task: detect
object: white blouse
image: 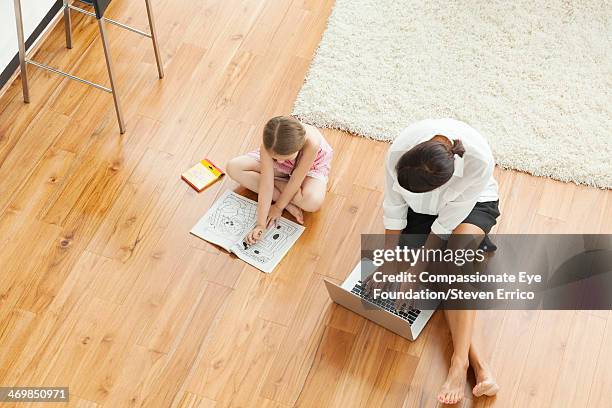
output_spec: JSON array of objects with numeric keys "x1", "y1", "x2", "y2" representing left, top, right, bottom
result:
[{"x1": 384, "y1": 118, "x2": 499, "y2": 237}]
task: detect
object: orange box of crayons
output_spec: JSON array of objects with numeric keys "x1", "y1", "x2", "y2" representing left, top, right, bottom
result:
[{"x1": 181, "y1": 159, "x2": 224, "y2": 192}]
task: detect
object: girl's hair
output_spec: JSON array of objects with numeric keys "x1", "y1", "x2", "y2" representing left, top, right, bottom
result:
[
  {"x1": 263, "y1": 116, "x2": 306, "y2": 156},
  {"x1": 395, "y1": 136, "x2": 465, "y2": 193}
]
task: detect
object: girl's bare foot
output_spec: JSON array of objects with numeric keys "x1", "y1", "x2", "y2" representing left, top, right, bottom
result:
[
  {"x1": 285, "y1": 203, "x2": 304, "y2": 224},
  {"x1": 437, "y1": 358, "x2": 468, "y2": 405},
  {"x1": 472, "y1": 363, "x2": 499, "y2": 397}
]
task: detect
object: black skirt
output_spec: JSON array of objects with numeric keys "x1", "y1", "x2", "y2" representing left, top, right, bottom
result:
[
  {"x1": 402, "y1": 200, "x2": 500, "y2": 235},
  {"x1": 400, "y1": 201, "x2": 501, "y2": 251}
]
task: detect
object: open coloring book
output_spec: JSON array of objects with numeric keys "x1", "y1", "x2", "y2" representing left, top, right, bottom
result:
[{"x1": 190, "y1": 190, "x2": 305, "y2": 273}]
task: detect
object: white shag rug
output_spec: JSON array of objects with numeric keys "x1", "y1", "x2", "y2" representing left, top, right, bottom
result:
[{"x1": 293, "y1": 0, "x2": 612, "y2": 188}]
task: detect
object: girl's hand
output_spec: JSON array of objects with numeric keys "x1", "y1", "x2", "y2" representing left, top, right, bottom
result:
[
  {"x1": 245, "y1": 225, "x2": 265, "y2": 245},
  {"x1": 266, "y1": 204, "x2": 283, "y2": 228}
]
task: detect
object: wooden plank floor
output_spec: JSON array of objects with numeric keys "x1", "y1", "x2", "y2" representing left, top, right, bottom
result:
[{"x1": 0, "y1": 1, "x2": 610, "y2": 407}]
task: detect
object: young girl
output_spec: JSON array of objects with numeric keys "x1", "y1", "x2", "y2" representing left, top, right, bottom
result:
[{"x1": 226, "y1": 116, "x2": 333, "y2": 244}]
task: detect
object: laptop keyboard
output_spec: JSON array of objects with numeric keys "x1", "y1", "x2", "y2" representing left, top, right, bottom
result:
[{"x1": 351, "y1": 280, "x2": 421, "y2": 325}]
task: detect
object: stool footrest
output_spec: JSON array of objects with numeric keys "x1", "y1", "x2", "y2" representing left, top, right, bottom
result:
[
  {"x1": 26, "y1": 59, "x2": 112, "y2": 93},
  {"x1": 67, "y1": 4, "x2": 152, "y2": 38}
]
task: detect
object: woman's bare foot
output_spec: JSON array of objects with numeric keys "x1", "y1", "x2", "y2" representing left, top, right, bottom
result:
[
  {"x1": 285, "y1": 203, "x2": 304, "y2": 224},
  {"x1": 437, "y1": 358, "x2": 468, "y2": 405},
  {"x1": 472, "y1": 363, "x2": 499, "y2": 397}
]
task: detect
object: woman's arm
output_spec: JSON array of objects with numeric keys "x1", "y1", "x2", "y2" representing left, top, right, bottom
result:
[
  {"x1": 431, "y1": 161, "x2": 491, "y2": 238},
  {"x1": 383, "y1": 149, "x2": 409, "y2": 230},
  {"x1": 256, "y1": 146, "x2": 275, "y2": 226},
  {"x1": 274, "y1": 140, "x2": 318, "y2": 209}
]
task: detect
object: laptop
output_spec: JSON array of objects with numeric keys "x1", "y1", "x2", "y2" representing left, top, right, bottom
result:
[{"x1": 324, "y1": 259, "x2": 437, "y2": 341}]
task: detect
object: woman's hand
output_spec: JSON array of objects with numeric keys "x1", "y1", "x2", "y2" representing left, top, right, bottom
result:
[
  {"x1": 266, "y1": 204, "x2": 283, "y2": 228},
  {"x1": 245, "y1": 225, "x2": 266, "y2": 245},
  {"x1": 394, "y1": 280, "x2": 416, "y2": 312},
  {"x1": 363, "y1": 261, "x2": 416, "y2": 311},
  {"x1": 363, "y1": 260, "x2": 399, "y2": 296}
]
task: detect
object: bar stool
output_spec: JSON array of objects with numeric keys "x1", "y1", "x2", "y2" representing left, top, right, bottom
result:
[{"x1": 13, "y1": 0, "x2": 164, "y2": 134}]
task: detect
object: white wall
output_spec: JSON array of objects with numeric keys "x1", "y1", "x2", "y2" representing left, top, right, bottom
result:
[{"x1": 1, "y1": 0, "x2": 57, "y2": 75}]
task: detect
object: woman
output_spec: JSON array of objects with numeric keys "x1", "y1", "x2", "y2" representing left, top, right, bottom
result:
[{"x1": 367, "y1": 118, "x2": 500, "y2": 405}]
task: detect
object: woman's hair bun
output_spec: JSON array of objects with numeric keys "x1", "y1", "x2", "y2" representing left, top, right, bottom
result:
[{"x1": 451, "y1": 139, "x2": 465, "y2": 157}]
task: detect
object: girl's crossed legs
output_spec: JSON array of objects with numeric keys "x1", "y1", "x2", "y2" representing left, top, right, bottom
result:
[{"x1": 226, "y1": 155, "x2": 326, "y2": 223}]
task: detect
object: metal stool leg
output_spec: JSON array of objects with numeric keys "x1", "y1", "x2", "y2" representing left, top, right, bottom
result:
[
  {"x1": 64, "y1": 1, "x2": 73, "y2": 49},
  {"x1": 144, "y1": 0, "x2": 164, "y2": 79},
  {"x1": 13, "y1": 0, "x2": 30, "y2": 102},
  {"x1": 98, "y1": 18, "x2": 125, "y2": 134}
]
